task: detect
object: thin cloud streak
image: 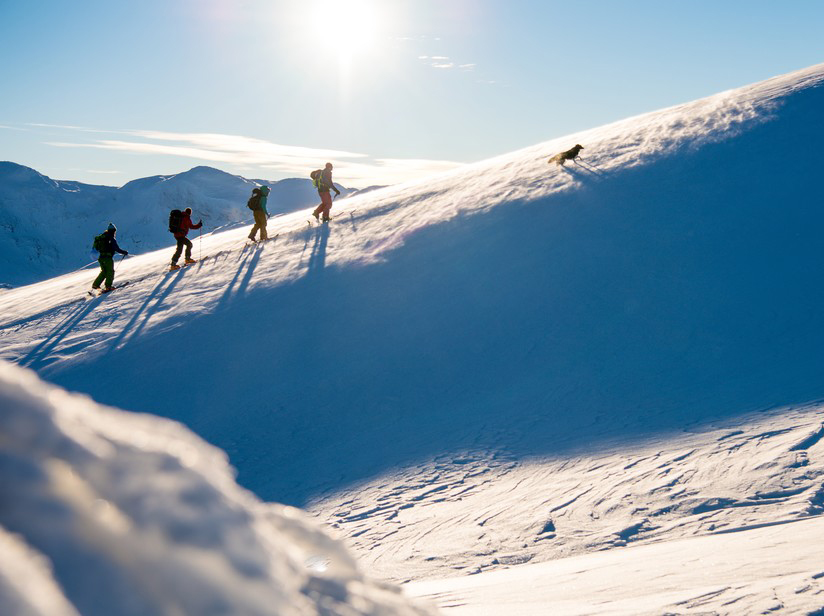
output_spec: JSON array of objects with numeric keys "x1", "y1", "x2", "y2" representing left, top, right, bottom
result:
[
  {"x1": 27, "y1": 122, "x2": 119, "y2": 134},
  {"x1": 418, "y1": 55, "x2": 478, "y2": 73},
  {"x1": 45, "y1": 127, "x2": 467, "y2": 186},
  {"x1": 126, "y1": 130, "x2": 367, "y2": 160}
]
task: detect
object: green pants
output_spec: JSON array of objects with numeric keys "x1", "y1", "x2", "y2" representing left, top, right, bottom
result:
[{"x1": 93, "y1": 255, "x2": 115, "y2": 289}]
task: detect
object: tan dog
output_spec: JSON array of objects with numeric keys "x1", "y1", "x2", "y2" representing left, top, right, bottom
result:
[{"x1": 548, "y1": 144, "x2": 584, "y2": 166}]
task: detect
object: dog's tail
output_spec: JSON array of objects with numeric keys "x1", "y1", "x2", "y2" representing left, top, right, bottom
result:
[{"x1": 547, "y1": 154, "x2": 561, "y2": 165}]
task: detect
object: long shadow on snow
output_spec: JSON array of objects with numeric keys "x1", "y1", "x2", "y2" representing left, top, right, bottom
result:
[
  {"x1": 216, "y1": 243, "x2": 261, "y2": 312},
  {"x1": 20, "y1": 299, "x2": 102, "y2": 370},
  {"x1": 109, "y1": 270, "x2": 185, "y2": 351},
  {"x1": 51, "y1": 84, "x2": 824, "y2": 507},
  {"x1": 308, "y1": 224, "x2": 330, "y2": 277}
]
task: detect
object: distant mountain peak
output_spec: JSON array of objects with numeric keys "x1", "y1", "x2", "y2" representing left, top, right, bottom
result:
[
  {"x1": 0, "y1": 161, "x2": 52, "y2": 185},
  {"x1": 175, "y1": 166, "x2": 245, "y2": 181}
]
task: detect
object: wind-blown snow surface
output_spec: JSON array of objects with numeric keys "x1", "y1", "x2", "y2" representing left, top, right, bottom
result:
[
  {"x1": 406, "y1": 514, "x2": 824, "y2": 614},
  {"x1": 0, "y1": 361, "x2": 434, "y2": 616},
  {"x1": 3, "y1": 64, "x2": 824, "y2": 613},
  {"x1": 0, "y1": 164, "x2": 360, "y2": 287}
]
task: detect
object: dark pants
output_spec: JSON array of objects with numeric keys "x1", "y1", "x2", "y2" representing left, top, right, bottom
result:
[
  {"x1": 172, "y1": 236, "x2": 193, "y2": 264},
  {"x1": 93, "y1": 255, "x2": 115, "y2": 289}
]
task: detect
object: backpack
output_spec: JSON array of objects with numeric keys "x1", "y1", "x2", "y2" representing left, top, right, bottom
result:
[
  {"x1": 310, "y1": 169, "x2": 324, "y2": 190},
  {"x1": 247, "y1": 193, "x2": 262, "y2": 211},
  {"x1": 92, "y1": 233, "x2": 108, "y2": 253},
  {"x1": 168, "y1": 209, "x2": 184, "y2": 233}
]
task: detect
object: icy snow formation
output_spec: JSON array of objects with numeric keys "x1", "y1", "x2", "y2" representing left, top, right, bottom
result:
[{"x1": 0, "y1": 361, "x2": 434, "y2": 616}]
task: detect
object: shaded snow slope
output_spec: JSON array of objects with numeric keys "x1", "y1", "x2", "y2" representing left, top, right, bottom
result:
[
  {"x1": 2, "y1": 63, "x2": 824, "y2": 594},
  {"x1": 0, "y1": 164, "x2": 358, "y2": 287},
  {"x1": 0, "y1": 361, "x2": 434, "y2": 616},
  {"x1": 0, "y1": 163, "x2": 113, "y2": 288}
]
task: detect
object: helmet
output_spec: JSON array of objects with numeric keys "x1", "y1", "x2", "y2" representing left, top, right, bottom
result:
[
  {"x1": 259, "y1": 186, "x2": 270, "y2": 195},
  {"x1": 107, "y1": 223, "x2": 117, "y2": 233}
]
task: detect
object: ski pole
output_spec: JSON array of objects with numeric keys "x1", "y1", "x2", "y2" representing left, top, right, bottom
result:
[
  {"x1": 71, "y1": 259, "x2": 101, "y2": 274},
  {"x1": 199, "y1": 226, "x2": 202, "y2": 261},
  {"x1": 114, "y1": 253, "x2": 126, "y2": 272}
]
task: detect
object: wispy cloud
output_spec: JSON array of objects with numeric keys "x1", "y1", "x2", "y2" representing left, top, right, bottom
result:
[
  {"x1": 417, "y1": 54, "x2": 479, "y2": 72},
  {"x1": 47, "y1": 129, "x2": 369, "y2": 177},
  {"x1": 41, "y1": 126, "x2": 465, "y2": 186},
  {"x1": 27, "y1": 122, "x2": 115, "y2": 133},
  {"x1": 407, "y1": 35, "x2": 497, "y2": 84}
]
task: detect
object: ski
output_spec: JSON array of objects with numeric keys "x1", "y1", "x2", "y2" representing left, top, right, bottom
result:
[
  {"x1": 88, "y1": 281, "x2": 130, "y2": 297},
  {"x1": 307, "y1": 210, "x2": 353, "y2": 225},
  {"x1": 247, "y1": 234, "x2": 278, "y2": 243},
  {"x1": 169, "y1": 258, "x2": 206, "y2": 271}
]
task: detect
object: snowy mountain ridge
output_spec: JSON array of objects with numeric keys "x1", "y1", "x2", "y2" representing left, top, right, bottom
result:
[
  {"x1": 3, "y1": 62, "x2": 824, "y2": 614},
  {"x1": 0, "y1": 162, "x2": 364, "y2": 288}
]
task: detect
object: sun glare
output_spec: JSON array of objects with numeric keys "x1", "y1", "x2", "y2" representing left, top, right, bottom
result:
[{"x1": 304, "y1": 0, "x2": 385, "y2": 62}]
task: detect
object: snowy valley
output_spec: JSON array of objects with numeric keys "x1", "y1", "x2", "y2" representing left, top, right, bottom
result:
[{"x1": 3, "y1": 63, "x2": 824, "y2": 615}]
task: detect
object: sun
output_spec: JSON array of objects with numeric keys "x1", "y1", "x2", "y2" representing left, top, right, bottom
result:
[{"x1": 303, "y1": 0, "x2": 385, "y2": 62}]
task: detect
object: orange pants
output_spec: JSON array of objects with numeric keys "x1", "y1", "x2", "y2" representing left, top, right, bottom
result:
[{"x1": 313, "y1": 192, "x2": 333, "y2": 220}]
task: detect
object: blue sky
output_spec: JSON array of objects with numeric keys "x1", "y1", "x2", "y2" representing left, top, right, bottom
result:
[{"x1": 1, "y1": 0, "x2": 822, "y2": 187}]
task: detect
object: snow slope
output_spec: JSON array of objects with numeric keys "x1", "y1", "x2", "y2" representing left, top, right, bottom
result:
[
  {"x1": 3, "y1": 63, "x2": 824, "y2": 613},
  {"x1": 0, "y1": 361, "x2": 434, "y2": 616},
  {"x1": 406, "y1": 514, "x2": 824, "y2": 614},
  {"x1": 0, "y1": 163, "x2": 359, "y2": 287}
]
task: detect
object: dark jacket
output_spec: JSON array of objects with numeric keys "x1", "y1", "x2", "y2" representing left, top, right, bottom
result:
[
  {"x1": 98, "y1": 232, "x2": 128, "y2": 257},
  {"x1": 174, "y1": 213, "x2": 203, "y2": 239}
]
